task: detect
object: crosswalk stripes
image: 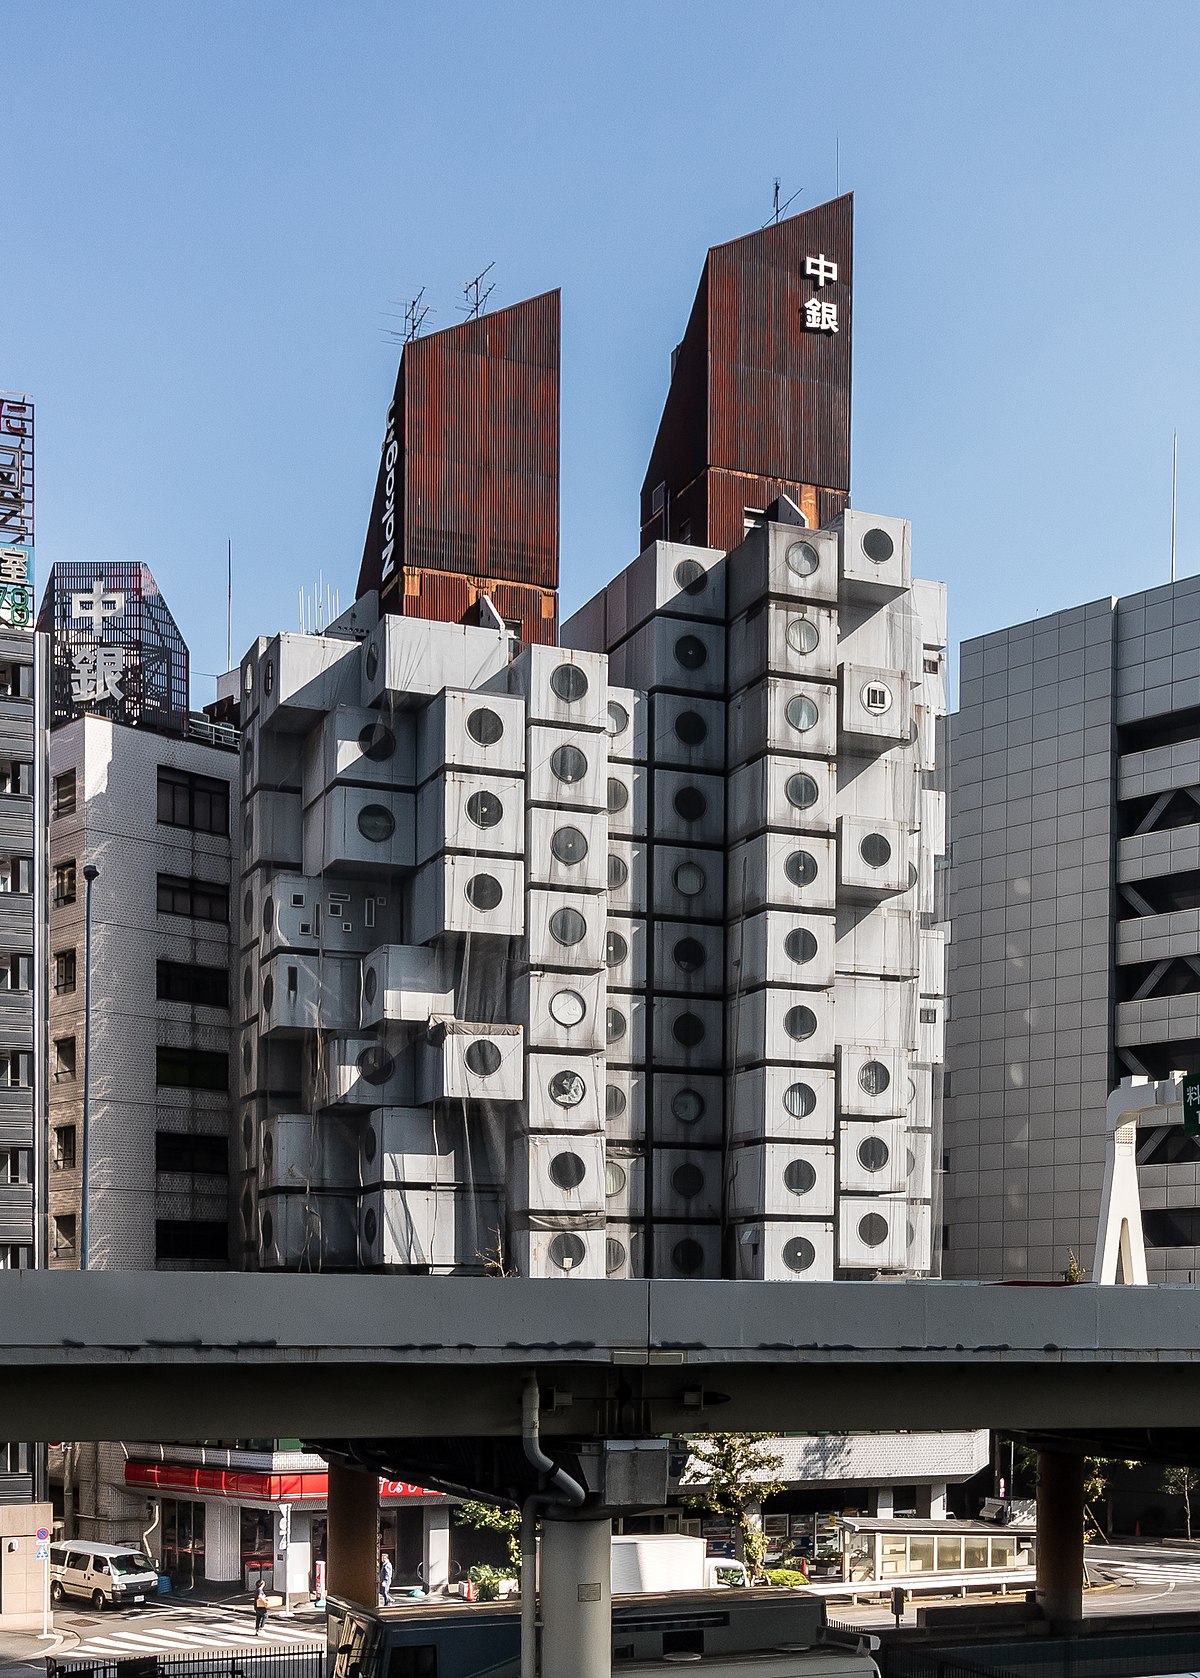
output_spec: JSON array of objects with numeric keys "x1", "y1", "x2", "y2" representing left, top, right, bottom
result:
[{"x1": 69, "y1": 1610, "x2": 324, "y2": 1659}]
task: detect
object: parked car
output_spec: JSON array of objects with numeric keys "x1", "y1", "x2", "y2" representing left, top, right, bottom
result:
[{"x1": 50, "y1": 1541, "x2": 158, "y2": 1609}]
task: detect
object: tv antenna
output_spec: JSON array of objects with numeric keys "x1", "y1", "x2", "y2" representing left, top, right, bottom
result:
[
  {"x1": 765, "y1": 179, "x2": 803, "y2": 228},
  {"x1": 462, "y1": 261, "x2": 496, "y2": 319},
  {"x1": 384, "y1": 286, "x2": 433, "y2": 345}
]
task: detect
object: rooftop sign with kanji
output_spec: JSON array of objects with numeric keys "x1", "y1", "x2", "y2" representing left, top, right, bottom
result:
[
  {"x1": 1184, "y1": 1073, "x2": 1200, "y2": 1137},
  {"x1": 802, "y1": 253, "x2": 840, "y2": 335},
  {"x1": 0, "y1": 395, "x2": 34, "y2": 630}
]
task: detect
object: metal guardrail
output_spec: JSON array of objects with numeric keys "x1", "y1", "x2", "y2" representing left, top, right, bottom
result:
[
  {"x1": 48, "y1": 1648, "x2": 322, "y2": 1678},
  {"x1": 884, "y1": 1628, "x2": 1200, "y2": 1678}
]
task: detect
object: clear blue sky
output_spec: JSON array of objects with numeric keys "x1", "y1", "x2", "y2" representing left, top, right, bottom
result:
[{"x1": 8, "y1": 1, "x2": 1199, "y2": 703}]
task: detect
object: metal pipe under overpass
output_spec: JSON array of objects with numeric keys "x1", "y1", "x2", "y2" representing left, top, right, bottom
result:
[{"x1": 326, "y1": 1460, "x2": 380, "y2": 1609}]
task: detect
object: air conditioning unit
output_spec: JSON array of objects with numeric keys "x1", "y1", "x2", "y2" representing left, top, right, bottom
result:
[
  {"x1": 651, "y1": 845, "x2": 724, "y2": 922},
  {"x1": 605, "y1": 914, "x2": 647, "y2": 991},
  {"x1": 834, "y1": 509, "x2": 912, "y2": 596},
  {"x1": 301, "y1": 784, "x2": 416, "y2": 876},
  {"x1": 508, "y1": 1132, "x2": 606, "y2": 1218},
  {"x1": 727, "y1": 677, "x2": 838, "y2": 768},
  {"x1": 837, "y1": 1119, "x2": 906, "y2": 1194},
  {"x1": 602, "y1": 1067, "x2": 646, "y2": 1144},
  {"x1": 728, "y1": 985, "x2": 835, "y2": 1071},
  {"x1": 652, "y1": 920, "x2": 724, "y2": 997},
  {"x1": 306, "y1": 1032, "x2": 416, "y2": 1110},
  {"x1": 604, "y1": 759, "x2": 650, "y2": 840},
  {"x1": 606, "y1": 840, "x2": 648, "y2": 916},
  {"x1": 651, "y1": 768, "x2": 726, "y2": 847},
  {"x1": 258, "y1": 1191, "x2": 358, "y2": 1271},
  {"x1": 726, "y1": 754, "x2": 836, "y2": 847},
  {"x1": 727, "y1": 1141, "x2": 835, "y2": 1219},
  {"x1": 727, "y1": 1065, "x2": 836, "y2": 1145},
  {"x1": 244, "y1": 790, "x2": 303, "y2": 871},
  {"x1": 360, "y1": 945, "x2": 454, "y2": 1029},
  {"x1": 623, "y1": 540, "x2": 726, "y2": 636},
  {"x1": 359, "y1": 1108, "x2": 488, "y2": 1190},
  {"x1": 726, "y1": 523, "x2": 838, "y2": 619},
  {"x1": 510, "y1": 1223, "x2": 606, "y2": 1279},
  {"x1": 524, "y1": 1052, "x2": 606, "y2": 1134},
  {"x1": 414, "y1": 687, "x2": 526, "y2": 782},
  {"x1": 526, "y1": 889, "x2": 606, "y2": 970},
  {"x1": 408, "y1": 854, "x2": 526, "y2": 944},
  {"x1": 416, "y1": 772, "x2": 526, "y2": 866},
  {"x1": 301, "y1": 704, "x2": 417, "y2": 809},
  {"x1": 730, "y1": 1219, "x2": 835, "y2": 1281},
  {"x1": 415, "y1": 1019, "x2": 523, "y2": 1105},
  {"x1": 652, "y1": 1149, "x2": 721, "y2": 1221},
  {"x1": 604, "y1": 993, "x2": 647, "y2": 1070},
  {"x1": 838, "y1": 816, "x2": 911, "y2": 898},
  {"x1": 605, "y1": 616, "x2": 726, "y2": 699},
  {"x1": 515, "y1": 966, "x2": 607, "y2": 1054},
  {"x1": 652, "y1": 1221, "x2": 721, "y2": 1279},
  {"x1": 259, "y1": 1112, "x2": 358, "y2": 1192},
  {"x1": 504, "y1": 644, "x2": 608, "y2": 732},
  {"x1": 839, "y1": 664, "x2": 912, "y2": 750},
  {"x1": 650, "y1": 996, "x2": 723, "y2": 1072},
  {"x1": 603, "y1": 1147, "x2": 646, "y2": 1221},
  {"x1": 648, "y1": 692, "x2": 726, "y2": 772},
  {"x1": 602, "y1": 1220, "x2": 645, "y2": 1278},
  {"x1": 727, "y1": 602, "x2": 837, "y2": 694},
  {"x1": 726, "y1": 833, "x2": 836, "y2": 918},
  {"x1": 258, "y1": 953, "x2": 360, "y2": 1038},
  {"x1": 727, "y1": 910, "x2": 836, "y2": 991},
  {"x1": 651, "y1": 1073, "x2": 723, "y2": 1147},
  {"x1": 525, "y1": 806, "x2": 608, "y2": 893},
  {"x1": 837, "y1": 1197, "x2": 908, "y2": 1270},
  {"x1": 837, "y1": 1045, "x2": 910, "y2": 1119},
  {"x1": 604, "y1": 686, "x2": 648, "y2": 765},
  {"x1": 358, "y1": 1185, "x2": 503, "y2": 1271}
]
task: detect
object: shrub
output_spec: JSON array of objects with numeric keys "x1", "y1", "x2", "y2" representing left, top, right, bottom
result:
[
  {"x1": 766, "y1": 1567, "x2": 810, "y2": 1589},
  {"x1": 468, "y1": 1564, "x2": 505, "y2": 1602}
]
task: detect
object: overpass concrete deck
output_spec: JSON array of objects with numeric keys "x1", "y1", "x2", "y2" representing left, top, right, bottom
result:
[{"x1": 6, "y1": 1273, "x2": 1200, "y2": 1439}]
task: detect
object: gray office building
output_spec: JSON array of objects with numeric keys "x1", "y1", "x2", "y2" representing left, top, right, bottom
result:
[{"x1": 943, "y1": 574, "x2": 1200, "y2": 1281}]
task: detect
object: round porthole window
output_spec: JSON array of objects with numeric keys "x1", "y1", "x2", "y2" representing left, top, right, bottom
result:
[
  {"x1": 674, "y1": 557, "x2": 708, "y2": 595},
  {"x1": 262, "y1": 1209, "x2": 274, "y2": 1248},
  {"x1": 672, "y1": 1088, "x2": 706, "y2": 1125},
  {"x1": 673, "y1": 1238, "x2": 705, "y2": 1275},
  {"x1": 548, "y1": 1150, "x2": 586, "y2": 1190},
  {"x1": 550, "y1": 906, "x2": 587, "y2": 946},
  {"x1": 673, "y1": 936, "x2": 706, "y2": 972},
  {"x1": 549, "y1": 1069, "x2": 586, "y2": 1108},
  {"x1": 244, "y1": 813, "x2": 253, "y2": 850},
  {"x1": 606, "y1": 1237, "x2": 627, "y2": 1274},
  {"x1": 605, "y1": 1084, "x2": 627, "y2": 1119},
  {"x1": 548, "y1": 1232, "x2": 586, "y2": 1272},
  {"x1": 858, "y1": 1137, "x2": 890, "y2": 1172},
  {"x1": 607, "y1": 853, "x2": 629, "y2": 890},
  {"x1": 242, "y1": 1040, "x2": 253, "y2": 1074},
  {"x1": 264, "y1": 660, "x2": 275, "y2": 695},
  {"x1": 242, "y1": 1112, "x2": 254, "y2": 1151},
  {"x1": 785, "y1": 850, "x2": 818, "y2": 888},
  {"x1": 674, "y1": 710, "x2": 708, "y2": 746},
  {"x1": 862, "y1": 527, "x2": 895, "y2": 564},
  {"x1": 357, "y1": 804, "x2": 396, "y2": 842},
  {"x1": 605, "y1": 1160, "x2": 628, "y2": 1197},
  {"x1": 549, "y1": 989, "x2": 586, "y2": 1028},
  {"x1": 551, "y1": 825, "x2": 588, "y2": 865},
  {"x1": 785, "y1": 927, "x2": 818, "y2": 965},
  {"x1": 786, "y1": 540, "x2": 820, "y2": 578},
  {"x1": 606, "y1": 1006, "x2": 627, "y2": 1043},
  {"x1": 362, "y1": 1207, "x2": 377, "y2": 1247},
  {"x1": 466, "y1": 790, "x2": 503, "y2": 829},
  {"x1": 364, "y1": 1125, "x2": 378, "y2": 1163},
  {"x1": 551, "y1": 744, "x2": 588, "y2": 784},
  {"x1": 673, "y1": 1162, "x2": 705, "y2": 1199},
  {"x1": 673, "y1": 786, "x2": 707, "y2": 823},
  {"x1": 606, "y1": 700, "x2": 629, "y2": 737},
  {"x1": 859, "y1": 1059, "x2": 891, "y2": 1097},
  {"x1": 783, "y1": 1236, "x2": 816, "y2": 1273},
  {"x1": 243, "y1": 966, "x2": 253, "y2": 1001},
  {"x1": 858, "y1": 1213, "x2": 889, "y2": 1247},
  {"x1": 672, "y1": 1012, "x2": 705, "y2": 1048},
  {"x1": 465, "y1": 873, "x2": 503, "y2": 911},
  {"x1": 786, "y1": 694, "x2": 819, "y2": 734},
  {"x1": 607, "y1": 776, "x2": 629, "y2": 814},
  {"x1": 465, "y1": 1040, "x2": 502, "y2": 1077},
  {"x1": 785, "y1": 773, "x2": 819, "y2": 810},
  {"x1": 363, "y1": 967, "x2": 378, "y2": 1004},
  {"x1": 783, "y1": 1082, "x2": 817, "y2": 1118},
  {"x1": 550, "y1": 663, "x2": 589, "y2": 703},
  {"x1": 860, "y1": 832, "x2": 892, "y2": 868},
  {"x1": 674, "y1": 634, "x2": 708, "y2": 671},
  {"x1": 243, "y1": 660, "x2": 254, "y2": 694},
  {"x1": 365, "y1": 642, "x2": 379, "y2": 681},
  {"x1": 262, "y1": 976, "x2": 274, "y2": 1012},
  {"x1": 244, "y1": 889, "x2": 254, "y2": 927},
  {"x1": 262, "y1": 1133, "x2": 274, "y2": 1169},
  {"x1": 262, "y1": 897, "x2": 274, "y2": 933},
  {"x1": 605, "y1": 928, "x2": 627, "y2": 967},
  {"x1": 784, "y1": 1005, "x2": 817, "y2": 1041},
  {"x1": 358, "y1": 721, "x2": 396, "y2": 761},
  {"x1": 673, "y1": 861, "x2": 706, "y2": 897},
  {"x1": 466, "y1": 707, "x2": 503, "y2": 746},
  {"x1": 786, "y1": 617, "x2": 819, "y2": 655},
  {"x1": 357, "y1": 1045, "x2": 395, "y2": 1086},
  {"x1": 784, "y1": 1159, "x2": 817, "y2": 1195}
]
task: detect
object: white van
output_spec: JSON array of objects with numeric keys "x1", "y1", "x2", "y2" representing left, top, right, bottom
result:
[{"x1": 50, "y1": 1541, "x2": 158, "y2": 1609}]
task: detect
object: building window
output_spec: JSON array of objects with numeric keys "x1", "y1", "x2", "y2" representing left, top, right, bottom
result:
[
  {"x1": 157, "y1": 767, "x2": 230, "y2": 836},
  {"x1": 53, "y1": 949, "x2": 77, "y2": 995},
  {"x1": 157, "y1": 874, "x2": 230, "y2": 924},
  {"x1": 5, "y1": 954, "x2": 32, "y2": 991},
  {"x1": 0, "y1": 761, "x2": 31, "y2": 796},
  {"x1": 52, "y1": 1037, "x2": 76, "y2": 1083},
  {"x1": 7, "y1": 1052, "x2": 31, "y2": 1089},
  {"x1": 155, "y1": 1046, "x2": 229, "y2": 1092},
  {"x1": 156, "y1": 960, "x2": 229, "y2": 1009},
  {"x1": 52, "y1": 771, "x2": 77, "y2": 816},
  {"x1": 52, "y1": 1213, "x2": 76, "y2": 1258},
  {"x1": 1, "y1": 856, "x2": 34, "y2": 895},
  {"x1": 53, "y1": 860, "x2": 76, "y2": 905},
  {"x1": 155, "y1": 1220, "x2": 228, "y2": 1265},
  {"x1": 0, "y1": 662, "x2": 32, "y2": 699},
  {"x1": 155, "y1": 1131, "x2": 229, "y2": 1175},
  {"x1": 53, "y1": 1126, "x2": 77, "y2": 1171}
]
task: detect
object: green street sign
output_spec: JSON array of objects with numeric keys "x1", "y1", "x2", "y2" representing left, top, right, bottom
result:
[{"x1": 1184, "y1": 1074, "x2": 1200, "y2": 1137}]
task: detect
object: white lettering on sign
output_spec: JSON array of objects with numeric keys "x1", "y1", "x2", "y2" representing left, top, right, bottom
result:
[
  {"x1": 71, "y1": 646, "x2": 126, "y2": 704},
  {"x1": 70, "y1": 580, "x2": 125, "y2": 634},
  {"x1": 804, "y1": 253, "x2": 838, "y2": 288},
  {"x1": 379, "y1": 399, "x2": 399, "y2": 583},
  {"x1": 0, "y1": 547, "x2": 28, "y2": 587},
  {"x1": 803, "y1": 298, "x2": 839, "y2": 334}
]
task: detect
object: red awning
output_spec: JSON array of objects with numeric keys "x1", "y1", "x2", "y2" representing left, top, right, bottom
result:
[{"x1": 124, "y1": 1463, "x2": 440, "y2": 1503}]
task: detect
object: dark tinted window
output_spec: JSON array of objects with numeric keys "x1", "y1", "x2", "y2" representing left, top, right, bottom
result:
[
  {"x1": 157, "y1": 875, "x2": 229, "y2": 923},
  {"x1": 157, "y1": 767, "x2": 230, "y2": 835},
  {"x1": 157, "y1": 961, "x2": 229, "y2": 1008},
  {"x1": 156, "y1": 1132, "x2": 229, "y2": 1175},
  {"x1": 155, "y1": 1047, "x2": 229, "y2": 1092}
]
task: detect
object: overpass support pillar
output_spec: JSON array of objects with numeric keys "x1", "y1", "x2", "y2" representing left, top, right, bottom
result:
[
  {"x1": 326, "y1": 1460, "x2": 380, "y2": 1608},
  {"x1": 540, "y1": 1514, "x2": 611, "y2": 1678},
  {"x1": 423, "y1": 1504, "x2": 450, "y2": 1595},
  {"x1": 1035, "y1": 1450, "x2": 1084, "y2": 1626}
]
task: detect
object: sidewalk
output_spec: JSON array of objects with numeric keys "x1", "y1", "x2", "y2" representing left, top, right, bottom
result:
[{"x1": 0, "y1": 1622, "x2": 75, "y2": 1675}]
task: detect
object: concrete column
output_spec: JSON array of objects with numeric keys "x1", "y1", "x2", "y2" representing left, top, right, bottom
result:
[
  {"x1": 422, "y1": 1505, "x2": 450, "y2": 1596},
  {"x1": 540, "y1": 1516, "x2": 611, "y2": 1678},
  {"x1": 326, "y1": 1461, "x2": 380, "y2": 1608},
  {"x1": 868, "y1": 1486, "x2": 894, "y2": 1518},
  {"x1": 1035, "y1": 1451, "x2": 1084, "y2": 1626},
  {"x1": 914, "y1": 1482, "x2": 947, "y2": 1519},
  {"x1": 203, "y1": 1499, "x2": 240, "y2": 1583}
]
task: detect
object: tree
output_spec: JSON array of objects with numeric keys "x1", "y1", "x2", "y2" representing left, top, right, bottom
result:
[
  {"x1": 680, "y1": 1434, "x2": 786, "y2": 1581},
  {"x1": 1161, "y1": 1465, "x2": 1200, "y2": 1539},
  {"x1": 454, "y1": 1499, "x2": 522, "y2": 1573}
]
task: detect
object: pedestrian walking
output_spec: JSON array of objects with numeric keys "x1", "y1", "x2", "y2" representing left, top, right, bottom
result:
[
  {"x1": 379, "y1": 1552, "x2": 394, "y2": 1606},
  {"x1": 254, "y1": 1577, "x2": 269, "y2": 1635}
]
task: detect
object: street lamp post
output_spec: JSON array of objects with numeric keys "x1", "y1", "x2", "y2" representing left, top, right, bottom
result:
[{"x1": 80, "y1": 862, "x2": 99, "y2": 1271}]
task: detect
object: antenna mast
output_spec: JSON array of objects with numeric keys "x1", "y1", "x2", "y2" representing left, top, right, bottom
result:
[
  {"x1": 226, "y1": 538, "x2": 232, "y2": 672},
  {"x1": 1172, "y1": 432, "x2": 1179, "y2": 584},
  {"x1": 462, "y1": 262, "x2": 496, "y2": 319}
]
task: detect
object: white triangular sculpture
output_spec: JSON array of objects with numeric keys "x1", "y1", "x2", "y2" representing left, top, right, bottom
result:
[{"x1": 1093, "y1": 1078, "x2": 1156, "y2": 1285}]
